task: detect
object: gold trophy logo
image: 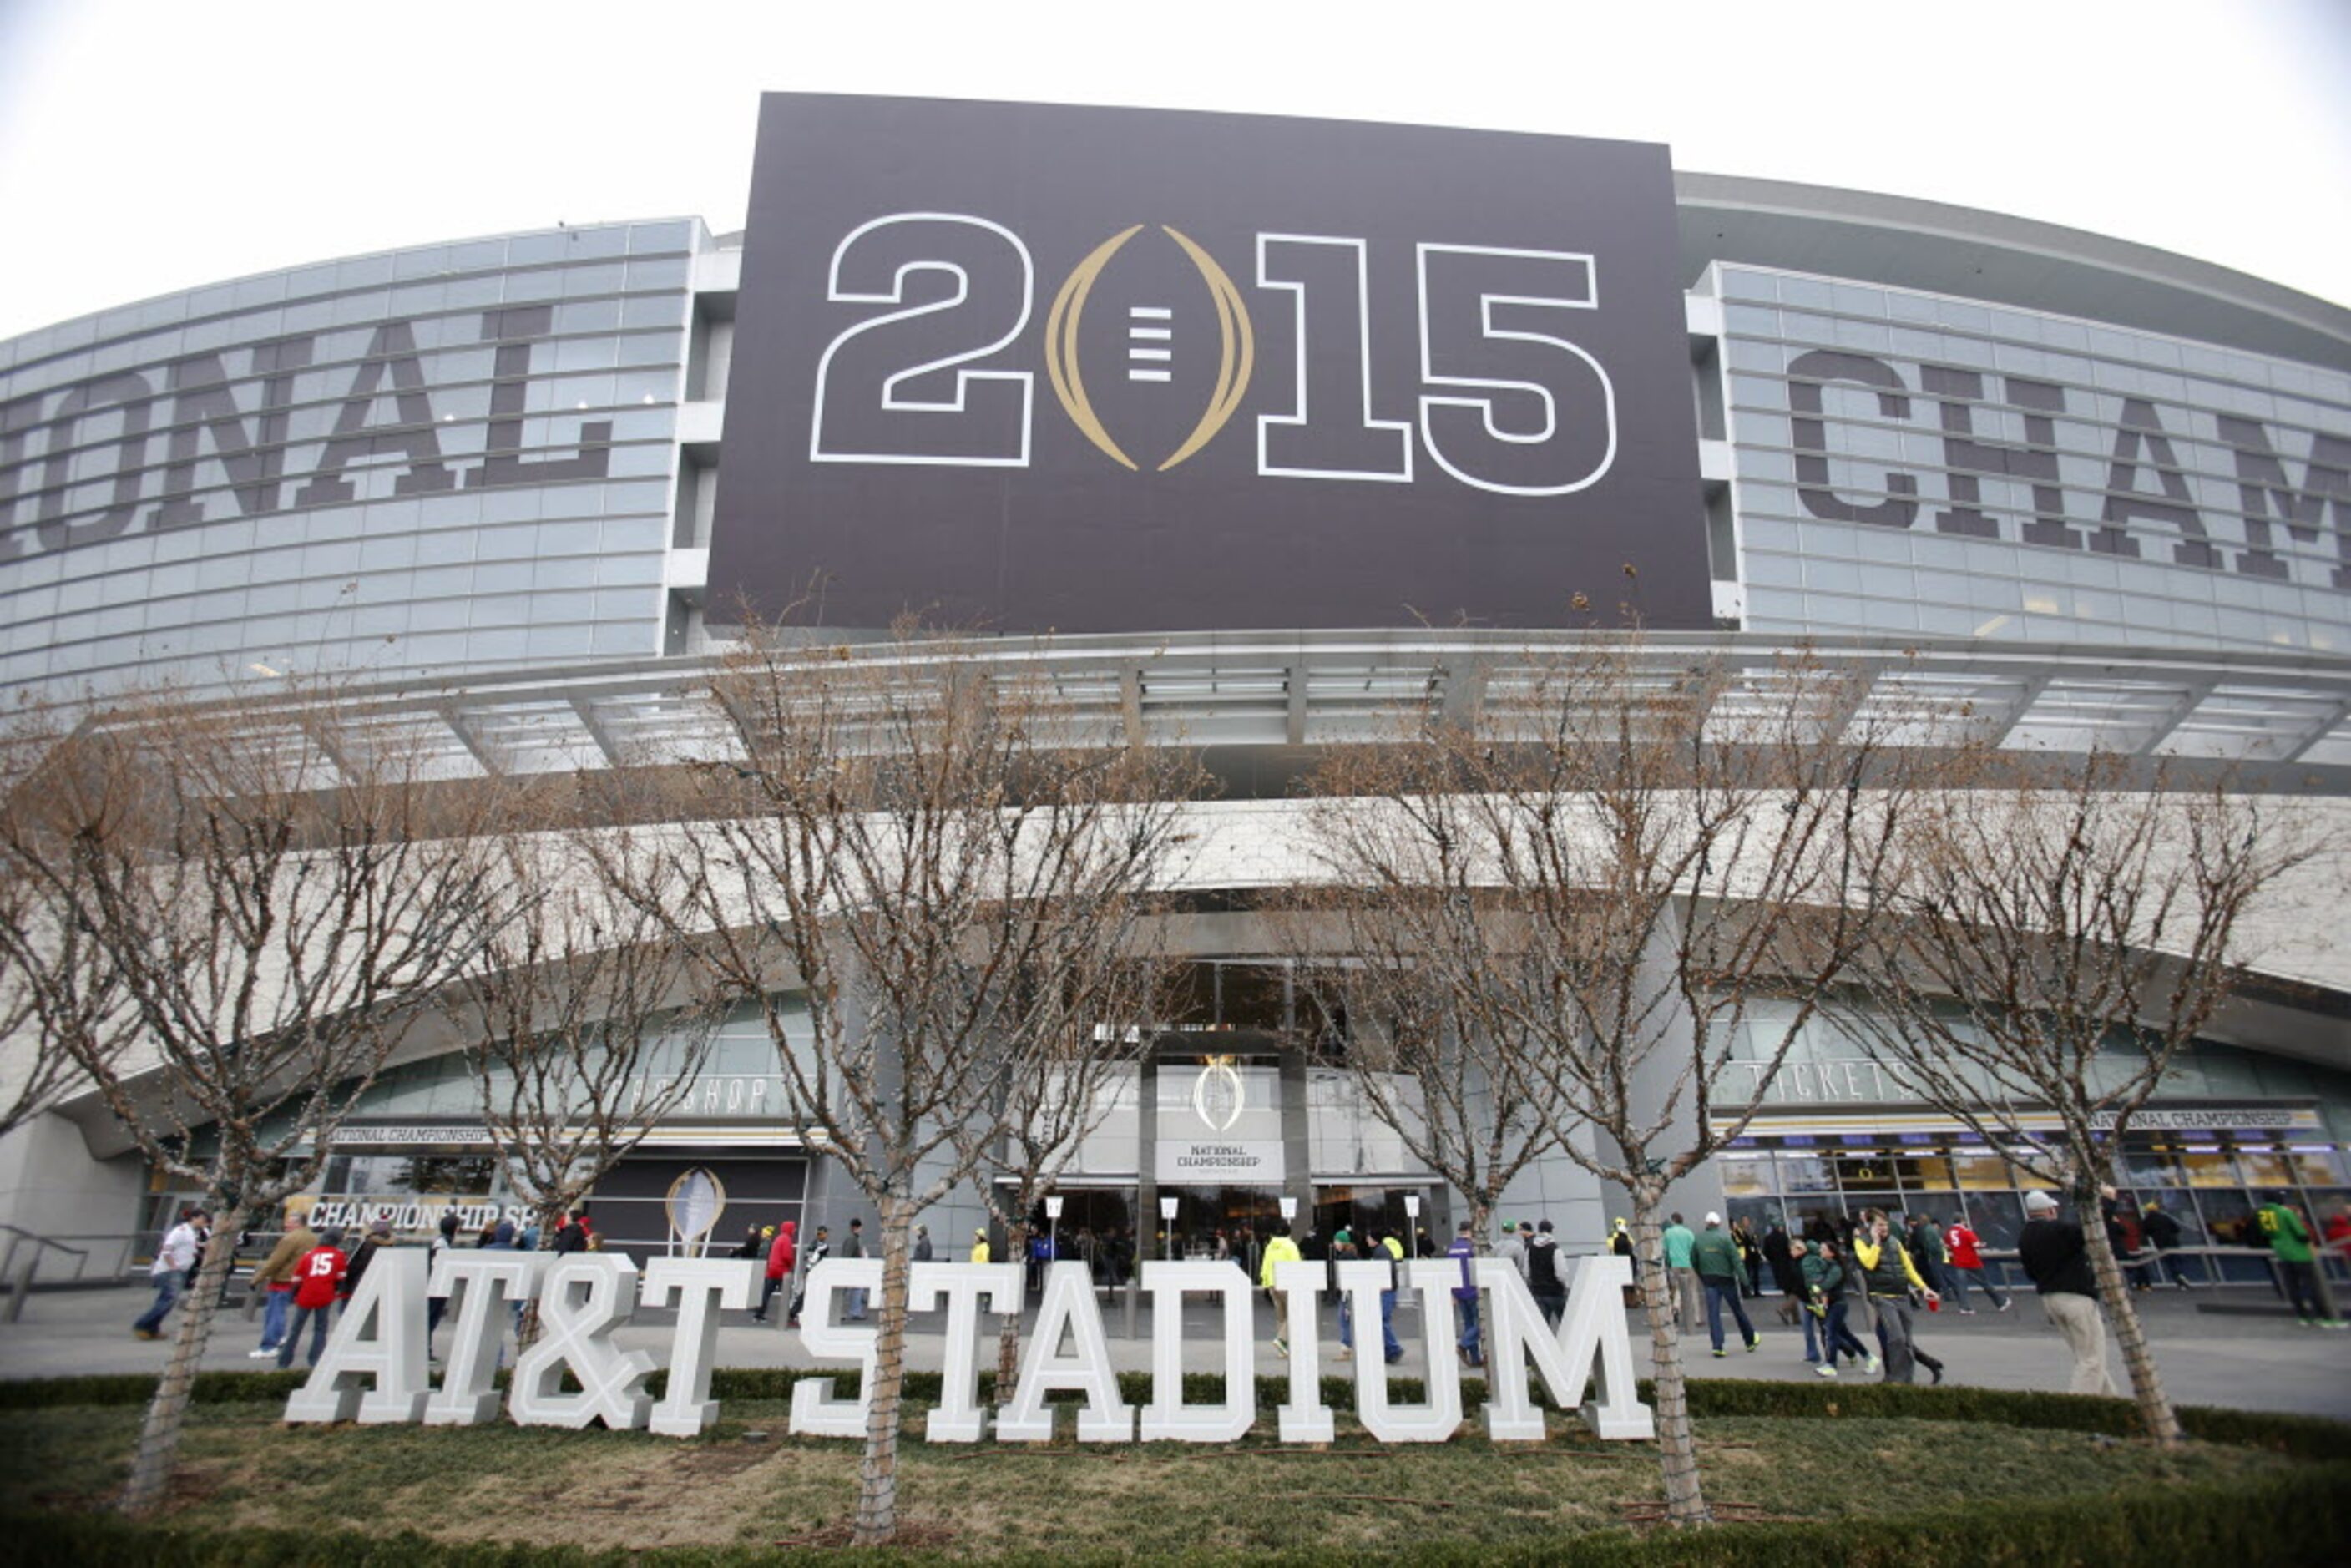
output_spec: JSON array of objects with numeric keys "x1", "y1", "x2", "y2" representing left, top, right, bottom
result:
[{"x1": 1044, "y1": 225, "x2": 1254, "y2": 473}]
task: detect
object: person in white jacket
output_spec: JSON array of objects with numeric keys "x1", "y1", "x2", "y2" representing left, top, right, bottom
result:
[{"x1": 132, "y1": 1207, "x2": 206, "y2": 1340}]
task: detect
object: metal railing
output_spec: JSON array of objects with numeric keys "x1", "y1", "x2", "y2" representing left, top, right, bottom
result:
[{"x1": 0, "y1": 1226, "x2": 93, "y2": 1322}]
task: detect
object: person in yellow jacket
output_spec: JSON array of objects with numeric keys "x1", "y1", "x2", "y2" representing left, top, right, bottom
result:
[
  {"x1": 1259, "y1": 1222, "x2": 1302, "y2": 1358},
  {"x1": 971, "y1": 1227, "x2": 991, "y2": 1264},
  {"x1": 245, "y1": 1206, "x2": 317, "y2": 1359},
  {"x1": 1851, "y1": 1209, "x2": 1939, "y2": 1383}
]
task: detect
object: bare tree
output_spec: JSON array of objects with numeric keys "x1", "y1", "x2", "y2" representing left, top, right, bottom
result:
[
  {"x1": 1273, "y1": 890, "x2": 1563, "y2": 1252},
  {"x1": 450, "y1": 828, "x2": 731, "y2": 1317},
  {"x1": 599, "y1": 627, "x2": 1201, "y2": 1545},
  {"x1": 1292, "y1": 640, "x2": 1943, "y2": 1525},
  {"x1": 966, "y1": 905, "x2": 1184, "y2": 1392},
  {"x1": 1829, "y1": 750, "x2": 2323, "y2": 1445},
  {"x1": 0, "y1": 702, "x2": 133, "y2": 1139},
  {"x1": 0, "y1": 686, "x2": 503, "y2": 1514}
]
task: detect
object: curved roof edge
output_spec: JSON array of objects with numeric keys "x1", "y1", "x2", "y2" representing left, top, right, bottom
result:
[{"x1": 1676, "y1": 173, "x2": 2351, "y2": 374}]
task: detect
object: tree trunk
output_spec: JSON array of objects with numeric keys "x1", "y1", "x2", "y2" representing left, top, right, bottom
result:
[
  {"x1": 120, "y1": 1200, "x2": 246, "y2": 1515},
  {"x1": 1463, "y1": 1194, "x2": 1492, "y2": 1367},
  {"x1": 2078, "y1": 1190, "x2": 2182, "y2": 1445},
  {"x1": 1630, "y1": 1187, "x2": 1711, "y2": 1527},
  {"x1": 852, "y1": 1190, "x2": 915, "y2": 1545},
  {"x1": 992, "y1": 1212, "x2": 1029, "y2": 1382},
  {"x1": 515, "y1": 1198, "x2": 569, "y2": 1349},
  {"x1": 995, "y1": 1212, "x2": 1032, "y2": 1393}
]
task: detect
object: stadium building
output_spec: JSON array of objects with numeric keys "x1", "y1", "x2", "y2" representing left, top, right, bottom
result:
[{"x1": 1, "y1": 95, "x2": 2346, "y2": 1289}]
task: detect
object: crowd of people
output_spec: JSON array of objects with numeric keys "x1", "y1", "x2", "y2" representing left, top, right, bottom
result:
[
  {"x1": 126, "y1": 1186, "x2": 2351, "y2": 1393},
  {"x1": 128, "y1": 1203, "x2": 605, "y2": 1367}
]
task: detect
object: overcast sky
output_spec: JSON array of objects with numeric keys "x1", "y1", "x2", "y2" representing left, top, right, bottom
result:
[{"x1": 2, "y1": 0, "x2": 2345, "y2": 343}]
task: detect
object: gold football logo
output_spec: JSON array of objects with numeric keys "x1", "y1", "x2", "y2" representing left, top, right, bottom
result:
[{"x1": 1044, "y1": 225, "x2": 1254, "y2": 472}]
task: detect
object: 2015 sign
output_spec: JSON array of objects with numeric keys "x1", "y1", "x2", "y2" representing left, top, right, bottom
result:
[
  {"x1": 286, "y1": 1252, "x2": 1653, "y2": 1444},
  {"x1": 807, "y1": 215, "x2": 1616, "y2": 498},
  {"x1": 710, "y1": 96, "x2": 1711, "y2": 635}
]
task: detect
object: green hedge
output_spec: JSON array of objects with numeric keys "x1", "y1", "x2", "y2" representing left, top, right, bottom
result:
[
  {"x1": 5, "y1": 1365, "x2": 2348, "y2": 1459},
  {"x1": 6, "y1": 1461, "x2": 2348, "y2": 1566}
]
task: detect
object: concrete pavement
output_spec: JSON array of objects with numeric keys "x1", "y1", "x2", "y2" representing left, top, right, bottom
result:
[{"x1": 8, "y1": 1280, "x2": 2348, "y2": 1420}]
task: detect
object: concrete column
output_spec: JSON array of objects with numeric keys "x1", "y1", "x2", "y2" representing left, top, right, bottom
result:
[{"x1": 1277, "y1": 1045, "x2": 1313, "y2": 1235}]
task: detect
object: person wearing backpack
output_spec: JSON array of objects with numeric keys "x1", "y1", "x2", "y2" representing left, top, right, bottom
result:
[{"x1": 1525, "y1": 1218, "x2": 1566, "y2": 1328}]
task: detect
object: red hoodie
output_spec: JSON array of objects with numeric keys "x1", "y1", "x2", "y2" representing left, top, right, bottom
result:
[
  {"x1": 766, "y1": 1221, "x2": 796, "y2": 1282},
  {"x1": 1945, "y1": 1223, "x2": 1985, "y2": 1271},
  {"x1": 292, "y1": 1244, "x2": 348, "y2": 1309}
]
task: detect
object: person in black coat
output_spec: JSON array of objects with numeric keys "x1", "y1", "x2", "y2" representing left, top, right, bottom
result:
[
  {"x1": 2139, "y1": 1200, "x2": 2192, "y2": 1288},
  {"x1": 1763, "y1": 1223, "x2": 1802, "y2": 1322}
]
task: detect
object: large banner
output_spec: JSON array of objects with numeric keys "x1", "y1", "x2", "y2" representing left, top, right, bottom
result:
[{"x1": 711, "y1": 94, "x2": 1709, "y2": 633}]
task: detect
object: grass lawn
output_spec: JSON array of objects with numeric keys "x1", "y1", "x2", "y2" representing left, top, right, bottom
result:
[{"x1": 0, "y1": 1395, "x2": 2313, "y2": 1558}]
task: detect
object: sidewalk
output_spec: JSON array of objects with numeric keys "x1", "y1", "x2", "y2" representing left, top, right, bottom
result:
[{"x1": 8, "y1": 1283, "x2": 2346, "y2": 1421}]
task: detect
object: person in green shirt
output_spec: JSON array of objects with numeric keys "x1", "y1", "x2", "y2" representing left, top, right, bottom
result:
[
  {"x1": 2255, "y1": 1195, "x2": 2342, "y2": 1328},
  {"x1": 1802, "y1": 1237, "x2": 1874, "y2": 1376},
  {"x1": 1691, "y1": 1212, "x2": 1760, "y2": 1357},
  {"x1": 1661, "y1": 1213, "x2": 1700, "y2": 1334}
]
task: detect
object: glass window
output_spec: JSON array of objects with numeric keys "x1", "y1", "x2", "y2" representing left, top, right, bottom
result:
[
  {"x1": 1833, "y1": 1154, "x2": 1895, "y2": 1191},
  {"x1": 2121, "y1": 1148, "x2": 2185, "y2": 1188},
  {"x1": 1965, "y1": 1192, "x2": 2026, "y2": 1252},
  {"x1": 2302, "y1": 1191, "x2": 2351, "y2": 1242},
  {"x1": 1902, "y1": 1191, "x2": 1965, "y2": 1230},
  {"x1": 1718, "y1": 1156, "x2": 1771, "y2": 1198},
  {"x1": 2192, "y1": 1187, "x2": 2257, "y2": 1246},
  {"x1": 1842, "y1": 1192, "x2": 1902, "y2": 1225},
  {"x1": 2236, "y1": 1149, "x2": 2295, "y2": 1191},
  {"x1": 2140, "y1": 1193, "x2": 2205, "y2": 1245},
  {"x1": 1907, "y1": 1156, "x2": 1956, "y2": 1191},
  {"x1": 2288, "y1": 1148, "x2": 2347, "y2": 1186},
  {"x1": 2179, "y1": 1151, "x2": 2239, "y2": 1187},
  {"x1": 1727, "y1": 1196, "x2": 1786, "y2": 1241},
  {"x1": 1775, "y1": 1154, "x2": 1835, "y2": 1194}
]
